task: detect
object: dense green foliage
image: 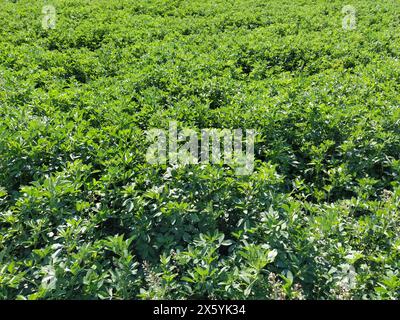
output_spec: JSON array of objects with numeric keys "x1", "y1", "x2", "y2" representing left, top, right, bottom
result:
[{"x1": 0, "y1": 0, "x2": 400, "y2": 299}]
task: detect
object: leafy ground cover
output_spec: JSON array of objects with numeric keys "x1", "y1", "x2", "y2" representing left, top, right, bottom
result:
[{"x1": 0, "y1": 0, "x2": 399, "y2": 299}]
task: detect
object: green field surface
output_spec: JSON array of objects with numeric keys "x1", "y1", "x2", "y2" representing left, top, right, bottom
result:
[{"x1": 0, "y1": 0, "x2": 399, "y2": 299}]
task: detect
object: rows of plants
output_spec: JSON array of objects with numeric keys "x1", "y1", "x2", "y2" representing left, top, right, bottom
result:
[{"x1": 0, "y1": 0, "x2": 399, "y2": 299}]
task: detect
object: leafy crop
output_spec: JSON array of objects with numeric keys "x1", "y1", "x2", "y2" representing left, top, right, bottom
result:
[{"x1": 0, "y1": 0, "x2": 399, "y2": 299}]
